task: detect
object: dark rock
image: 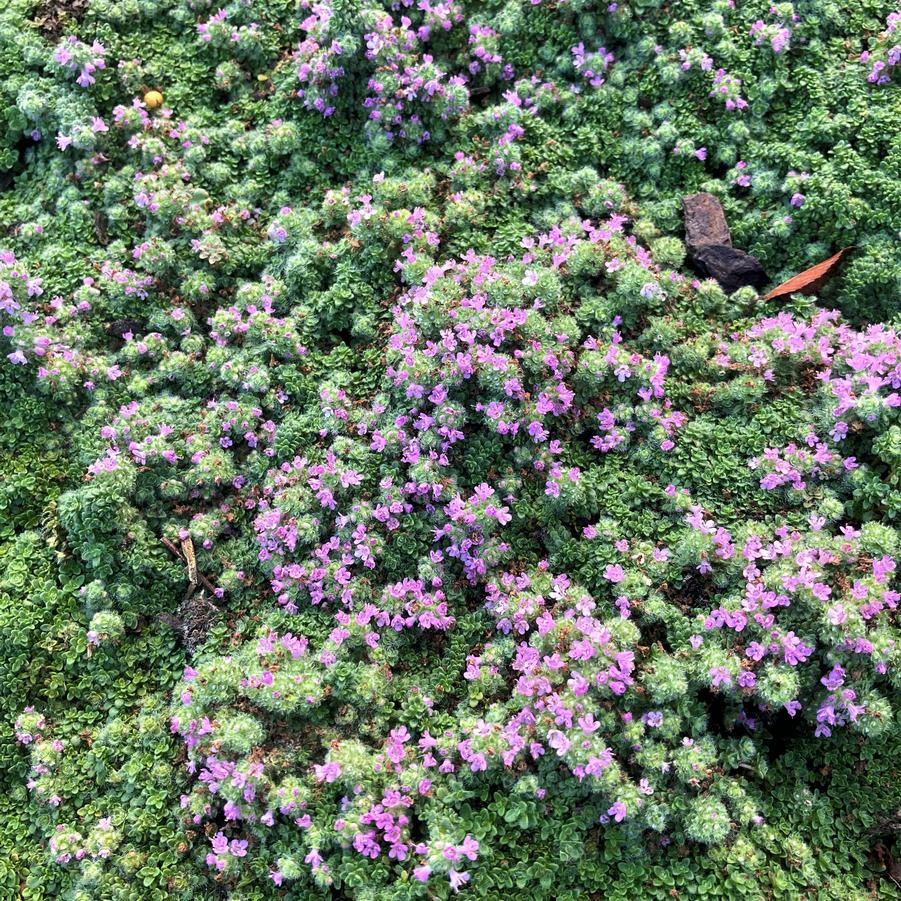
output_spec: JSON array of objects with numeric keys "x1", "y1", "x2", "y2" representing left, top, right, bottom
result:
[
  {"x1": 692, "y1": 244, "x2": 768, "y2": 294},
  {"x1": 683, "y1": 192, "x2": 732, "y2": 254},
  {"x1": 106, "y1": 318, "x2": 143, "y2": 338},
  {"x1": 105, "y1": 319, "x2": 143, "y2": 350},
  {"x1": 682, "y1": 194, "x2": 767, "y2": 293},
  {"x1": 94, "y1": 210, "x2": 109, "y2": 246}
]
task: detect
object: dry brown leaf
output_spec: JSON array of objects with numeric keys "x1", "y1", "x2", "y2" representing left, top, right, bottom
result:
[{"x1": 764, "y1": 246, "x2": 854, "y2": 301}]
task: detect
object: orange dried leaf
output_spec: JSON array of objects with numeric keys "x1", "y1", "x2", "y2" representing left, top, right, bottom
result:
[{"x1": 764, "y1": 247, "x2": 854, "y2": 301}]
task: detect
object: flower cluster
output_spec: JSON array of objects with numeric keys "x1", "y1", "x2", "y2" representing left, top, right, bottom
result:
[
  {"x1": 750, "y1": 4, "x2": 796, "y2": 55},
  {"x1": 571, "y1": 42, "x2": 615, "y2": 89},
  {"x1": 51, "y1": 36, "x2": 107, "y2": 88},
  {"x1": 861, "y1": 2, "x2": 900, "y2": 86},
  {"x1": 294, "y1": 1, "x2": 348, "y2": 116},
  {"x1": 362, "y1": 11, "x2": 470, "y2": 143},
  {"x1": 49, "y1": 818, "x2": 121, "y2": 866},
  {"x1": 4, "y1": 0, "x2": 901, "y2": 897},
  {"x1": 709, "y1": 67, "x2": 748, "y2": 111},
  {"x1": 290, "y1": 0, "x2": 473, "y2": 140}
]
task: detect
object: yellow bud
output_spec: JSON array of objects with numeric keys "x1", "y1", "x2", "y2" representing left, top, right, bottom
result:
[{"x1": 144, "y1": 91, "x2": 164, "y2": 109}]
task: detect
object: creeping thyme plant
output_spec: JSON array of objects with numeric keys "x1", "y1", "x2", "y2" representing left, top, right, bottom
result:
[{"x1": 1, "y1": 0, "x2": 901, "y2": 898}]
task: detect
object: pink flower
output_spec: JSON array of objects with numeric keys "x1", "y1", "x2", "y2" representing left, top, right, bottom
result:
[
  {"x1": 449, "y1": 870, "x2": 471, "y2": 892},
  {"x1": 607, "y1": 801, "x2": 627, "y2": 822}
]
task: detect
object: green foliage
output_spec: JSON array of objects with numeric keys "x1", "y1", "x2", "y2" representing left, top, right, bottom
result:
[{"x1": 2, "y1": 0, "x2": 901, "y2": 897}]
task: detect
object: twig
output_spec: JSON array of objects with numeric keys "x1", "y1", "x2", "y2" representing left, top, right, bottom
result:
[{"x1": 161, "y1": 537, "x2": 218, "y2": 595}]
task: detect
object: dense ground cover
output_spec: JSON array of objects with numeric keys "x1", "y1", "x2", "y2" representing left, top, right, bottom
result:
[{"x1": 1, "y1": 0, "x2": 901, "y2": 898}]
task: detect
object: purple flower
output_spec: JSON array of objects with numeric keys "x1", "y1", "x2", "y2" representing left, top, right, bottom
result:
[
  {"x1": 313, "y1": 761, "x2": 341, "y2": 783},
  {"x1": 449, "y1": 870, "x2": 471, "y2": 892},
  {"x1": 210, "y1": 832, "x2": 229, "y2": 855},
  {"x1": 746, "y1": 642, "x2": 766, "y2": 661},
  {"x1": 820, "y1": 665, "x2": 845, "y2": 692},
  {"x1": 607, "y1": 801, "x2": 627, "y2": 822}
]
